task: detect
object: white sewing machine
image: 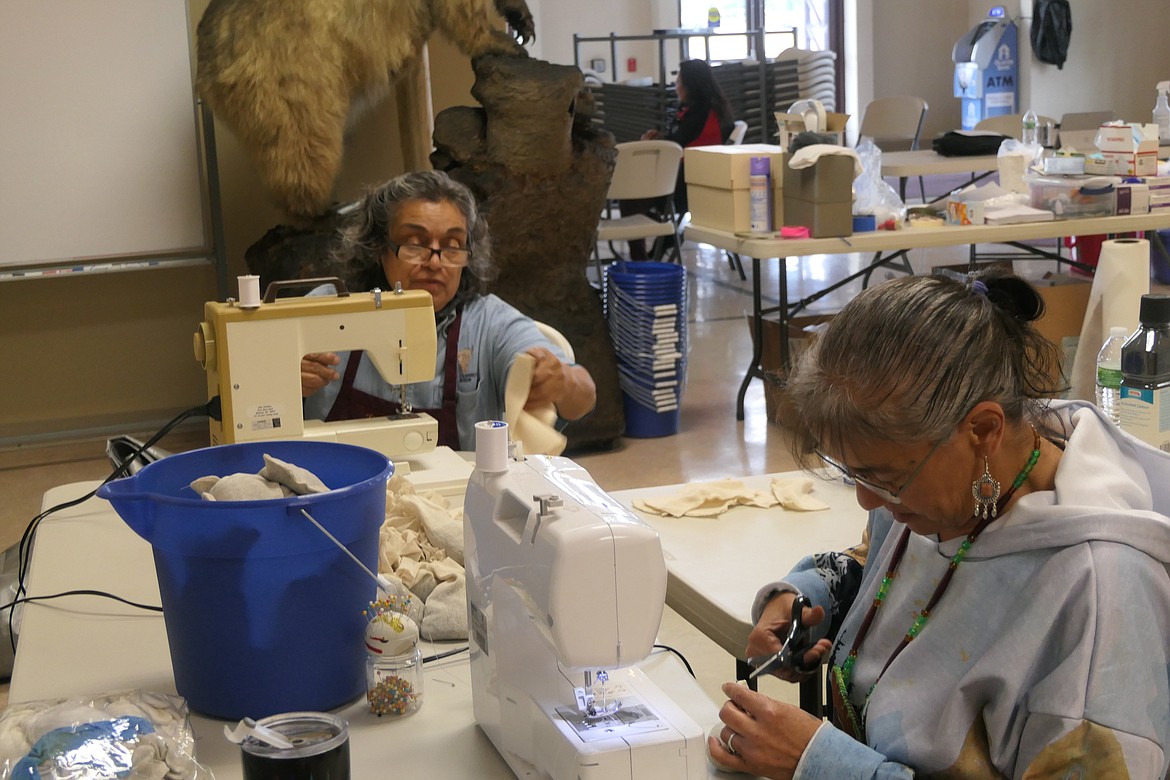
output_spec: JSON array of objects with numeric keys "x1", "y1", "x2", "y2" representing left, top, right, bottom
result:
[
  {"x1": 464, "y1": 421, "x2": 705, "y2": 780},
  {"x1": 192, "y1": 281, "x2": 473, "y2": 494}
]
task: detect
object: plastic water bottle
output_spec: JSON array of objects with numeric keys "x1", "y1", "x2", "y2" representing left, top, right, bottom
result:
[
  {"x1": 1095, "y1": 326, "x2": 1128, "y2": 425},
  {"x1": 1119, "y1": 295, "x2": 1170, "y2": 451},
  {"x1": 1021, "y1": 110, "x2": 1039, "y2": 146}
]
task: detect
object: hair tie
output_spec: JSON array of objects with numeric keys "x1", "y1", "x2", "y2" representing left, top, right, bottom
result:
[{"x1": 971, "y1": 280, "x2": 989, "y2": 297}]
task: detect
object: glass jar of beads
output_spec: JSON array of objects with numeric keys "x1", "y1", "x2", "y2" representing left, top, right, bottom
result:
[{"x1": 364, "y1": 599, "x2": 423, "y2": 718}]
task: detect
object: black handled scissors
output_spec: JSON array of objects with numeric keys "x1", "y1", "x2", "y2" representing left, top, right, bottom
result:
[{"x1": 748, "y1": 594, "x2": 817, "y2": 679}]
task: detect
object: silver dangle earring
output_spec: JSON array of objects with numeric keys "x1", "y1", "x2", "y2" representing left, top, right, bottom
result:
[{"x1": 971, "y1": 457, "x2": 1000, "y2": 519}]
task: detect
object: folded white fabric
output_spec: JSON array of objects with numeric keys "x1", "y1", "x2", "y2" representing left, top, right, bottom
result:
[
  {"x1": 190, "y1": 454, "x2": 330, "y2": 501},
  {"x1": 504, "y1": 352, "x2": 567, "y2": 456},
  {"x1": 632, "y1": 477, "x2": 828, "y2": 518},
  {"x1": 377, "y1": 475, "x2": 468, "y2": 640},
  {"x1": 787, "y1": 144, "x2": 863, "y2": 178}
]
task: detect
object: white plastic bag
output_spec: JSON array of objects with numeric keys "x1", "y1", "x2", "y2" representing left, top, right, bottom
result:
[
  {"x1": 997, "y1": 138, "x2": 1043, "y2": 193},
  {"x1": 0, "y1": 690, "x2": 210, "y2": 780},
  {"x1": 852, "y1": 138, "x2": 906, "y2": 225}
]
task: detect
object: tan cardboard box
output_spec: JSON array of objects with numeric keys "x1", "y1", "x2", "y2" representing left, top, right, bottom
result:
[
  {"x1": 782, "y1": 154, "x2": 854, "y2": 238},
  {"x1": 750, "y1": 313, "x2": 835, "y2": 427},
  {"x1": 684, "y1": 144, "x2": 787, "y2": 188},
  {"x1": 1032, "y1": 272, "x2": 1091, "y2": 393},
  {"x1": 775, "y1": 112, "x2": 850, "y2": 151},
  {"x1": 685, "y1": 145, "x2": 786, "y2": 233},
  {"x1": 687, "y1": 182, "x2": 784, "y2": 233}
]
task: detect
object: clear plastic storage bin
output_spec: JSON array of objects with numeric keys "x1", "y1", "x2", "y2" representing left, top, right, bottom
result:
[{"x1": 1026, "y1": 175, "x2": 1115, "y2": 219}]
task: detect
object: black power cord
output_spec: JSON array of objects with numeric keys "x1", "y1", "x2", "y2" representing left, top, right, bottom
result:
[
  {"x1": 653, "y1": 643, "x2": 696, "y2": 678},
  {"x1": 6, "y1": 401, "x2": 216, "y2": 653}
]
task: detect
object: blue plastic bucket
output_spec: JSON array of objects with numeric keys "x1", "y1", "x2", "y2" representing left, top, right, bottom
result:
[
  {"x1": 96, "y1": 440, "x2": 392, "y2": 720},
  {"x1": 622, "y1": 391, "x2": 681, "y2": 438}
]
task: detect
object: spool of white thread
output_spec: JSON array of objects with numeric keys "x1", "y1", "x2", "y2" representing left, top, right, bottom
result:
[
  {"x1": 238, "y1": 274, "x2": 261, "y2": 309},
  {"x1": 474, "y1": 420, "x2": 509, "y2": 473}
]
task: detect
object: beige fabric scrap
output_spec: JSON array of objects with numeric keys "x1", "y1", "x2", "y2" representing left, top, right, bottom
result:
[
  {"x1": 632, "y1": 479, "x2": 780, "y2": 518},
  {"x1": 632, "y1": 476, "x2": 830, "y2": 517},
  {"x1": 770, "y1": 476, "x2": 830, "y2": 512},
  {"x1": 503, "y1": 352, "x2": 567, "y2": 456},
  {"x1": 378, "y1": 474, "x2": 467, "y2": 640}
]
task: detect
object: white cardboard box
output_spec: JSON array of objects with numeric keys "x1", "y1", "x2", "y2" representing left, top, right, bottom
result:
[
  {"x1": 1115, "y1": 182, "x2": 1150, "y2": 215},
  {"x1": 1089, "y1": 123, "x2": 1159, "y2": 176}
]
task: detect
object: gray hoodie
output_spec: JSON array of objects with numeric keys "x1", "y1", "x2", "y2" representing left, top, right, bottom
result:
[{"x1": 769, "y1": 400, "x2": 1170, "y2": 779}]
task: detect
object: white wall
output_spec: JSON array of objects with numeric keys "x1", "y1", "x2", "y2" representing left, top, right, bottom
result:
[{"x1": 535, "y1": 0, "x2": 1170, "y2": 141}]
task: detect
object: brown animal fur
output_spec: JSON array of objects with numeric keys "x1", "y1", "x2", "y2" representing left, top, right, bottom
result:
[{"x1": 196, "y1": 0, "x2": 534, "y2": 219}]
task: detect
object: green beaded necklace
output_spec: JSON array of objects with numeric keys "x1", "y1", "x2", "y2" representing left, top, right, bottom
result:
[{"x1": 830, "y1": 431, "x2": 1043, "y2": 741}]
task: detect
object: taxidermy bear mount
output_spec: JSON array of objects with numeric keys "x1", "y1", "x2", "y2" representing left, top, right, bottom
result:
[{"x1": 196, "y1": 0, "x2": 535, "y2": 220}]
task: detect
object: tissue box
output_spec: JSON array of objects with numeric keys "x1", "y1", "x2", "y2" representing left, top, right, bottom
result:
[
  {"x1": 1115, "y1": 182, "x2": 1150, "y2": 215},
  {"x1": 1026, "y1": 174, "x2": 1115, "y2": 219},
  {"x1": 774, "y1": 111, "x2": 850, "y2": 151},
  {"x1": 1088, "y1": 123, "x2": 1159, "y2": 176},
  {"x1": 685, "y1": 145, "x2": 785, "y2": 232},
  {"x1": 781, "y1": 155, "x2": 854, "y2": 238}
]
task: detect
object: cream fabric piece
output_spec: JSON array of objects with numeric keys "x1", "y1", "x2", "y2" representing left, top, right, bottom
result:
[
  {"x1": 195, "y1": 472, "x2": 288, "y2": 501},
  {"x1": 258, "y1": 454, "x2": 329, "y2": 494},
  {"x1": 190, "y1": 454, "x2": 330, "y2": 501},
  {"x1": 504, "y1": 352, "x2": 567, "y2": 456},
  {"x1": 378, "y1": 474, "x2": 467, "y2": 640},
  {"x1": 769, "y1": 476, "x2": 830, "y2": 512},
  {"x1": 632, "y1": 477, "x2": 828, "y2": 518},
  {"x1": 787, "y1": 143, "x2": 863, "y2": 177}
]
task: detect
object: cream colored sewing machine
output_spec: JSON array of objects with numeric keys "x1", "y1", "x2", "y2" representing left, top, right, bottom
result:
[{"x1": 193, "y1": 284, "x2": 472, "y2": 493}]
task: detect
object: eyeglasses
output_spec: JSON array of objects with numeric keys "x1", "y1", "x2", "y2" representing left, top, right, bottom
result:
[
  {"x1": 814, "y1": 435, "x2": 948, "y2": 504},
  {"x1": 388, "y1": 239, "x2": 471, "y2": 268}
]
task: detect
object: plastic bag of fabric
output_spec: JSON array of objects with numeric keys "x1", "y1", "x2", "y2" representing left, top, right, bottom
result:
[
  {"x1": 0, "y1": 690, "x2": 210, "y2": 780},
  {"x1": 996, "y1": 137, "x2": 1042, "y2": 193},
  {"x1": 852, "y1": 138, "x2": 906, "y2": 225}
]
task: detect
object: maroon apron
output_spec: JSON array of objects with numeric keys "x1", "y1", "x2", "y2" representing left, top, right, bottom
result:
[{"x1": 324, "y1": 308, "x2": 463, "y2": 450}]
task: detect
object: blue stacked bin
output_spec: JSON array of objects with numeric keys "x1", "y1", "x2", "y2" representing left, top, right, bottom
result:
[{"x1": 604, "y1": 262, "x2": 688, "y2": 437}]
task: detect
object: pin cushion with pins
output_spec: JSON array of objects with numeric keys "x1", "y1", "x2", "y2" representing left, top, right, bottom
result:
[{"x1": 363, "y1": 596, "x2": 423, "y2": 718}]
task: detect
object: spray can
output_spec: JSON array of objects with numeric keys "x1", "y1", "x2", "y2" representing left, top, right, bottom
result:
[
  {"x1": 1118, "y1": 294, "x2": 1170, "y2": 451},
  {"x1": 749, "y1": 156, "x2": 771, "y2": 233}
]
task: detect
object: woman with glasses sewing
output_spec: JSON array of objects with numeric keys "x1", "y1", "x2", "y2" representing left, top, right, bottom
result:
[
  {"x1": 301, "y1": 170, "x2": 596, "y2": 450},
  {"x1": 710, "y1": 273, "x2": 1170, "y2": 778}
]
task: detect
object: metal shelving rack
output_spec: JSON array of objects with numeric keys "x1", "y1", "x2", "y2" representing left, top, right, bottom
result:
[{"x1": 574, "y1": 29, "x2": 802, "y2": 144}]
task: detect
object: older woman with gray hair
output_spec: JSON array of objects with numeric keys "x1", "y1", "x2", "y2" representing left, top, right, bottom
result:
[
  {"x1": 710, "y1": 272, "x2": 1170, "y2": 778},
  {"x1": 302, "y1": 170, "x2": 596, "y2": 449}
]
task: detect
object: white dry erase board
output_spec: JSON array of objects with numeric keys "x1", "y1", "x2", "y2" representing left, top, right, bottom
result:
[{"x1": 0, "y1": 1, "x2": 212, "y2": 277}]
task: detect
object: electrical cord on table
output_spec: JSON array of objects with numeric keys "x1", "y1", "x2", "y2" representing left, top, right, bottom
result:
[
  {"x1": 6, "y1": 400, "x2": 217, "y2": 652},
  {"x1": 421, "y1": 645, "x2": 469, "y2": 665},
  {"x1": 653, "y1": 643, "x2": 696, "y2": 678}
]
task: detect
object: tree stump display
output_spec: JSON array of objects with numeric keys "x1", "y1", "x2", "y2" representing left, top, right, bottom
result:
[{"x1": 433, "y1": 56, "x2": 622, "y2": 450}]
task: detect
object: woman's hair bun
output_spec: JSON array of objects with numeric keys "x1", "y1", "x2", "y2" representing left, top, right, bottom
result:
[{"x1": 981, "y1": 274, "x2": 1045, "y2": 323}]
